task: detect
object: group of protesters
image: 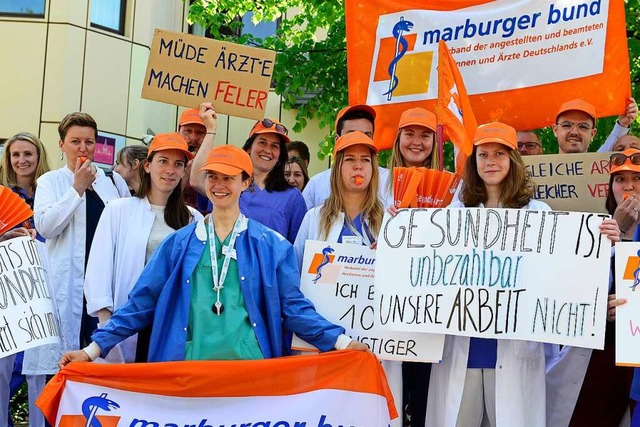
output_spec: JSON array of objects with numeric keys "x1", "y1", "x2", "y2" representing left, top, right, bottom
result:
[{"x1": 0, "y1": 92, "x2": 638, "y2": 427}]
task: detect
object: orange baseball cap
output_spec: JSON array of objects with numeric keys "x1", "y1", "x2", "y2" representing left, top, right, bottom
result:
[
  {"x1": 199, "y1": 145, "x2": 253, "y2": 176},
  {"x1": 398, "y1": 107, "x2": 436, "y2": 132},
  {"x1": 334, "y1": 104, "x2": 376, "y2": 133},
  {"x1": 148, "y1": 132, "x2": 194, "y2": 160},
  {"x1": 473, "y1": 122, "x2": 517, "y2": 150},
  {"x1": 556, "y1": 98, "x2": 596, "y2": 122},
  {"x1": 334, "y1": 131, "x2": 379, "y2": 156},
  {"x1": 179, "y1": 108, "x2": 205, "y2": 127},
  {"x1": 249, "y1": 118, "x2": 290, "y2": 144},
  {"x1": 609, "y1": 148, "x2": 640, "y2": 175}
]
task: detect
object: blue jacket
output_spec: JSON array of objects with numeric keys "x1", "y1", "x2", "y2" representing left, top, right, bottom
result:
[{"x1": 92, "y1": 217, "x2": 345, "y2": 361}]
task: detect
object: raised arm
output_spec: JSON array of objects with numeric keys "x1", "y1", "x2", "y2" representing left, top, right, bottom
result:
[{"x1": 189, "y1": 102, "x2": 218, "y2": 196}]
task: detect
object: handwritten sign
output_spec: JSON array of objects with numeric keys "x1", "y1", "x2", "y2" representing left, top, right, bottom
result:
[
  {"x1": 523, "y1": 152, "x2": 610, "y2": 213},
  {"x1": 0, "y1": 237, "x2": 60, "y2": 357},
  {"x1": 375, "y1": 208, "x2": 611, "y2": 349},
  {"x1": 292, "y1": 240, "x2": 444, "y2": 362},
  {"x1": 142, "y1": 29, "x2": 276, "y2": 120},
  {"x1": 615, "y1": 242, "x2": 640, "y2": 366}
]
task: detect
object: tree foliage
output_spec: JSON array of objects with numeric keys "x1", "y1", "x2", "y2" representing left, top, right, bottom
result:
[{"x1": 188, "y1": 0, "x2": 640, "y2": 160}]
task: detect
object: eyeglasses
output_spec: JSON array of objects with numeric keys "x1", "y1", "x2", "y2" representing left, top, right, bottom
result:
[
  {"x1": 252, "y1": 119, "x2": 288, "y2": 136},
  {"x1": 518, "y1": 142, "x2": 540, "y2": 150},
  {"x1": 556, "y1": 121, "x2": 593, "y2": 132},
  {"x1": 610, "y1": 152, "x2": 640, "y2": 166}
]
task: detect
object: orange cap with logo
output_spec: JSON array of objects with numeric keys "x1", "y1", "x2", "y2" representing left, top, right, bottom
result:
[
  {"x1": 334, "y1": 131, "x2": 379, "y2": 156},
  {"x1": 398, "y1": 107, "x2": 436, "y2": 132},
  {"x1": 556, "y1": 98, "x2": 597, "y2": 123},
  {"x1": 473, "y1": 122, "x2": 517, "y2": 150},
  {"x1": 179, "y1": 109, "x2": 205, "y2": 127},
  {"x1": 610, "y1": 148, "x2": 640, "y2": 175},
  {"x1": 334, "y1": 104, "x2": 376, "y2": 133},
  {"x1": 148, "y1": 132, "x2": 194, "y2": 160},
  {"x1": 199, "y1": 145, "x2": 253, "y2": 177},
  {"x1": 249, "y1": 119, "x2": 290, "y2": 144}
]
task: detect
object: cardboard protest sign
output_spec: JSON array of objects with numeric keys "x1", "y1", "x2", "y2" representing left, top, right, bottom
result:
[
  {"x1": 142, "y1": 29, "x2": 276, "y2": 120},
  {"x1": 523, "y1": 152, "x2": 610, "y2": 213},
  {"x1": 375, "y1": 208, "x2": 611, "y2": 349},
  {"x1": 293, "y1": 240, "x2": 444, "y2": 362},
  {"x1": 0, "y1": 236, "x2": 60, "y2": 357},
  {"x1": 615, "y1": 242, "x2": 640, "y2": 366},
  {"x1": 345, "y1": 0, "x2": 629, "y2": 150}
]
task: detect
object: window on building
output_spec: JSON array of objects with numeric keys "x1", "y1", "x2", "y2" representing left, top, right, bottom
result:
[
  {"x1": 0, "y1": 0, "x2": 45, "y2": 17},
  {"x1": 91, "y1": 0, "x2": 126, "y2": 35}
]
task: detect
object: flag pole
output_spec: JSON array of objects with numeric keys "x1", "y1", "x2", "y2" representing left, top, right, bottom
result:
[{"x1": 437, "y1": 124, "x2": 444, "y2": 171}]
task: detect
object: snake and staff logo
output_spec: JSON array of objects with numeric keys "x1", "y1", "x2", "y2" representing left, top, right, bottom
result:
[
  {"x1": 372, "y1": 16, "x2": 434, "y2": 101},
  {"x1": 59, "y1": 393, "x2": 121, "y2": 427},
  {"x1": 623, "y1": 250, "x2": 640, "y2": 292},
  {"x1": 308, "y1": 246, "x2": 337, "y2": 284}
]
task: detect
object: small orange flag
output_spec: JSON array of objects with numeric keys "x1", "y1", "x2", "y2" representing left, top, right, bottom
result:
[{"x1": 436, "y1": 39, "x2": 477, "y2": 174}]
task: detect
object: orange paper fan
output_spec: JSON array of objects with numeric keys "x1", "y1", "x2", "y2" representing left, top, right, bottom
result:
[
  {"x1": 393, "y1": 168, "x2": 461, "y2": 208},
  {"x1": 0, "y1": 186, "x2": 33, "y2": 234}
]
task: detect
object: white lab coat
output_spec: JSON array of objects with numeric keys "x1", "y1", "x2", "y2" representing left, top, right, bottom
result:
[
  {"x1": 33, "y1": 166, "x2": 130, "y2": 359},
  {"x1": 426, "y1": 199, "x2": 551, "y2": 427},
  {"x1": 84, "y1": 196, "x2": 202, "y2": 362},
  {"x1": 294, "y1": 206, "x2": 403, "y2": 427}
]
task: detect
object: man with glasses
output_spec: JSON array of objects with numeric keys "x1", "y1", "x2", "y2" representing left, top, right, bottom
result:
[
  {"x1": 302, "y1": 104, "x2": 390, "y2": 209},
  {"x1": 517, "y1": 131, "x2": 543, "y2": 156},
  {"x1": 553, "y1": 98, "x2": 637, "y2": 154}
]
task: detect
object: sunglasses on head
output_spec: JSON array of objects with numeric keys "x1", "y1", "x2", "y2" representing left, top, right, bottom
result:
[
  {"x1": 610, "y1": 152, "x2": 640, "y2": 167},
  {"x1": 253, "y1": 119, "x2": 288, "y2": 136}
]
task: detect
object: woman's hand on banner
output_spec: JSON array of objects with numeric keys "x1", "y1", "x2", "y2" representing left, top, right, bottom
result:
[
  {"x1": 58, "y1": 350, "x2": 91, "y2": 369},
  {"x1": 607, "y1": 294, "x2": 627, "y2": 322},
  {"x1": 346, "y1": 340, "x2": 371, "y2": 352},
  {"x1": 599, "y1": 218, "x2": 621, "y2": 243},
  {"x1": 618, "y1": 97, "x2": 638, "y2": 128}
]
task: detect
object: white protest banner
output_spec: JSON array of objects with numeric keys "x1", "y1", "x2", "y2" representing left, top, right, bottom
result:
[
  {"x1": 524, "y1": 152, "x2": 610, "y2": 213},
  {"x1": 0, "y1": 236, "x2": 60, "y2": 357},
  {"x1": 293, "y1": 240, "x2": 444, "y2": 362},
  {"x1": 142, "y1": 29, "x2": 276, "y2": 120},
  {"x1": 375, "y1": 208, "x2": 611, "y2": 349},
  {"x1": 38, "y1": 353, "x2": 397, "y2": 426},
  {"x1": 615, "y1": 242, "x2": 640, "y2": 366}
]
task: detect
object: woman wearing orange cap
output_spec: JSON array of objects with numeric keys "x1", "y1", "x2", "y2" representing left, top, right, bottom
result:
[
  {"x1": 545, "y1": 149, "x2": 636, "y2": 426},
  {"x1": 385, "y1": 106, "x2": 438, "y2": 427},
  {"x1": 83, "y1": 133, "x2": 202, "y2": 363},
  {"x1": 59, "y1": 144, "x2": 365, "y2": 366},
  {"x1": 189, "y1": 105, "x2": 307, "y2": 243},
  {"x1": 426, "y1": 122, "x2": 620, "y2": 427}
]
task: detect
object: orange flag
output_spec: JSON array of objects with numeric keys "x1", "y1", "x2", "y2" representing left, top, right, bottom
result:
[{"x1": 436, "y1": 39, "x2": 477, "y2": 173}]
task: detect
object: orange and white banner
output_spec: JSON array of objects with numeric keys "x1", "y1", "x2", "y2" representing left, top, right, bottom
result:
[
  {"x1": 345, "y1": 0, "x2": 629, "y2": 150},
  {"x1": 37, "y1": 351, "x2": 397, "y2": 426}
]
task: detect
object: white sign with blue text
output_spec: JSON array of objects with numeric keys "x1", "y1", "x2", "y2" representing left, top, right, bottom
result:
[
  {"x1": 375, "y1": 208, "x2": 611, "y2": 349},
  {"x1": 293, "y1": 240, "x2": 444, "y2": 362}
]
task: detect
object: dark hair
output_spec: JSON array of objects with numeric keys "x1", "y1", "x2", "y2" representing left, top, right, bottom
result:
[
  {"x1": 287, "y1": 140, "x2": 310, "y2": 164},
  {"x1": 336, "y1": 110, "x2": 375, "y2": 136},
  {"x1": 137, "y1": 151, "x2": 192, "y2": 230},
  {"x1": 242, "y1": 134, "x2": 290, "y2": 192},
  {"x1": 58, "y1": 112, "x2": 98, "y2": 141},
  {"x1": 460, "y1": 146, "x2": 533, "y2": 208},
  {"x1": 605, "y1": 173, "x2": 617, "y2": 215}
]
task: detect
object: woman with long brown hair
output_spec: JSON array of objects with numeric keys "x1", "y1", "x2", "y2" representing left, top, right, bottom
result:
[{"x1": 84, "y1": 134, "x2": 202, "y2": 363}]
